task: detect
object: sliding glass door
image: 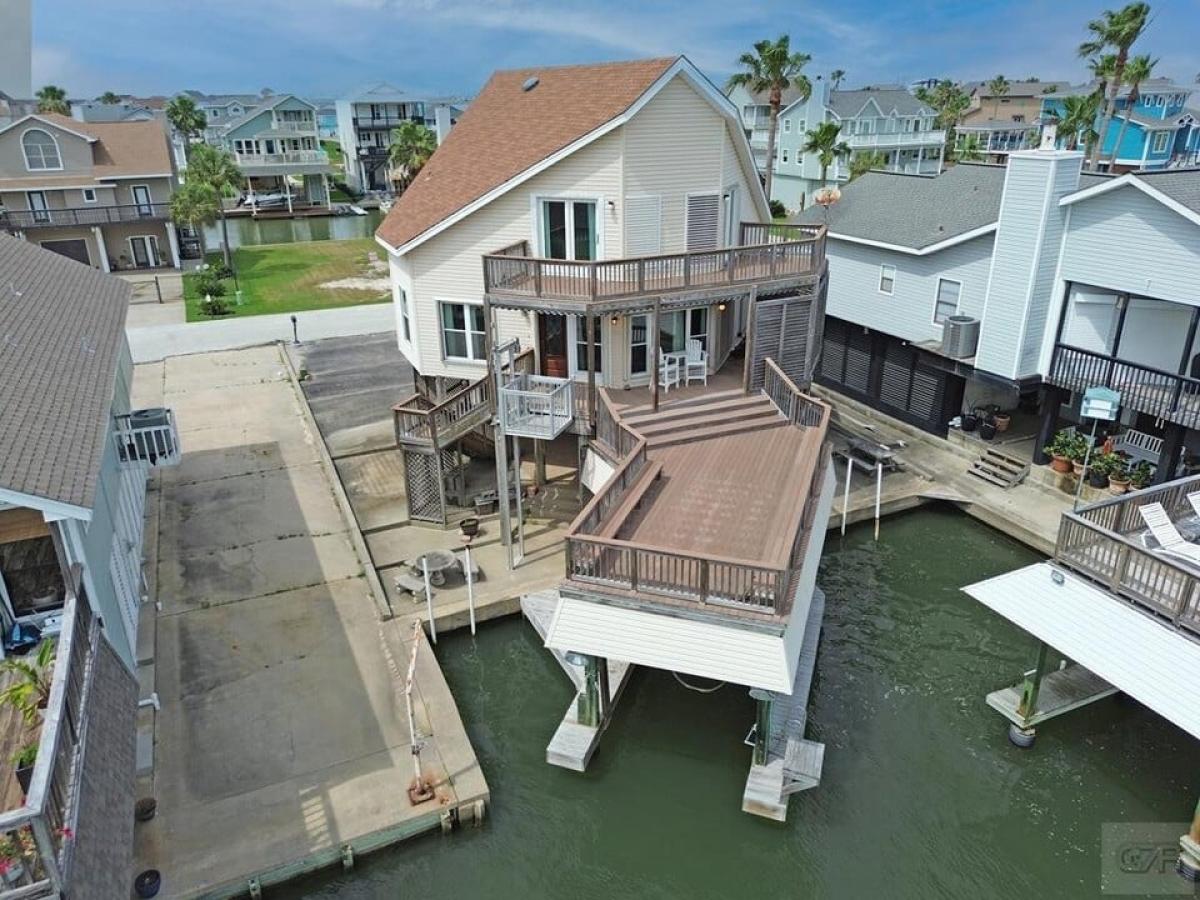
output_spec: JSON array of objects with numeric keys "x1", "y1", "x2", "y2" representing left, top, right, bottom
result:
[{"x1": 628, "y1": 307, "x2": 709, "y2": 380}]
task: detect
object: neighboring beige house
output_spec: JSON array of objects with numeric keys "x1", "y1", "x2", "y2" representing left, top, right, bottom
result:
[
  {"x1": 376, "y1": 56, "x2": 777, "y2": 392},
  {"x1": 0, "y1": 113, "x2": 181, "y2": 271}
]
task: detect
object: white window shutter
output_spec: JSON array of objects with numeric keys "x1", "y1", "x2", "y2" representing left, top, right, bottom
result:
[
  {"x1": 624, "y1": 195, "x2": 661, "y2": 256},
  {"x1": 686, "y1": 194, "x2": 720, "y2": 252}
]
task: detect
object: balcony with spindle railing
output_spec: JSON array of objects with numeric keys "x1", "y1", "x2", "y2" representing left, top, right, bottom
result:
[
  {"x1": 1054, "y1": 474, "x2": 1200, "y2": 641},
  {"x1": 1048, "y1": 343, "x2": 1200, "y2": 431},
  {"x1": 563, "y1": 366, "x2": 831, "y2": 622},
  {"x1": 483, "y1": 223, "x2": 826, "y2": 313},
  {"x1": 1, "y1": 203, "x2": 170, "y2": 231}
]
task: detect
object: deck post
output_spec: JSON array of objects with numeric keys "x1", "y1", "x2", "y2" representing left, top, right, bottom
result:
[
  {"x1": 578, "y1": 655, "x2": 601, "y2": 728},
  {"x1": 1179, "y1": 796, "x2": 1200, "y2": 881},
  {"x1": 742, "y1": 286, "x2": 758, "y2": 394},
  {"x1": 597, "y1": 657, "x2": 611, "y2": 721},
  {"x1": 494, "y1": 422, "x2": 514, "y2": 571},
  {"x1": 753, "y1": 693, "x2": 772, "y2": 766},
  {"x1": 586, "y1": 314, "x2": 597, "y2": 426},
  {"x1": 533, "y1": 438, "x2": 547, "y2": 487},
  {"x1": 1032, "y1": 385, "x2": 1069, "y2": 464},
  {"x1": 650, "y1": 297, "x2": 661, "y2": 412},
  {"x1": 1011, "y1": 640, "x2": 1050, "y2": 746}
]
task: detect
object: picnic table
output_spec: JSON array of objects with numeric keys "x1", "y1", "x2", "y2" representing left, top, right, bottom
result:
[{"x1": 413, "y1": 549, "x2": 458, "y2": 586}]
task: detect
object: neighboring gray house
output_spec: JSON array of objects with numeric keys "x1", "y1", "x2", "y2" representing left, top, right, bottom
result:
[
  {"x1": 0, "y1": 236, "x2": 180, "y2": 897},
  {"x1": 729, "y1": 80, "x2": 944, "y2": 211},
  {"x1": 797, "y1": 151, "x2": 1200, "y2": 485}
]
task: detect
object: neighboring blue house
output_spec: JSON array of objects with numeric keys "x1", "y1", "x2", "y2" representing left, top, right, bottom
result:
[
  {"x1": 1042, "y1": 78, "x2": 1199, "y2": 171},
  {"x1": 729, "y1": 80, "x2": 944, "y2": 212}
]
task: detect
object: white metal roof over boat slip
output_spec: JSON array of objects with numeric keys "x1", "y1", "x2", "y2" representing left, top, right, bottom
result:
[
  {"x1": 963, "y1": 562, "x2": 1200, "y2": 740},
  {"x1": 544, "y1": 597, "x2": 794, "y2": 693}
]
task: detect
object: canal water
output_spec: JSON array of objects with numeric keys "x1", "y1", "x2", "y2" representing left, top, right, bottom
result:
[
  {"x1": 202, "y1": 209, "x2": 383, "y2": 250},
  {"x1": 284, "y1": 507, "x2": 1197, "y2": 899}
]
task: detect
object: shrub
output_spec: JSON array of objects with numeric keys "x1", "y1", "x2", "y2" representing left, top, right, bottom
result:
[
  {"x1": 195, "y1": 270, "x2": 226, "y2": 298},
  {"x1": 210, "y1": 262, "x2": 234, "y2": 280},
  {"x1": 1129, "y1": 460, "x2": 1153, "y2": 488},
  {"x1": 768, "y1": 199, "x2": 786, "y2": 219},
  {"x1": 200, "y1": 294, "x2": 232, "y2": 316}
]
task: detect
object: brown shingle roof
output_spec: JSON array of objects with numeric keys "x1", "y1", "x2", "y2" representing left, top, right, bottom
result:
[
  {"x1": 377, "y1": 57, "x2": 678, "y2": 251},
  {"x1": 0, "y1": 235, "x2": 129, "y2": 510},
  {"x1": 39, "y1": 113, "x2": 174, "y2": 178}
]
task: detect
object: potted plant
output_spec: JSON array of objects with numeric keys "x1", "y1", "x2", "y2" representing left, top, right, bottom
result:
[
  {"x1": 1107, "y1": 458, "x2": 1131, "y2": 494},
  {"x1": 1129, "y1": 460, "x2": 1154, "y2": 490},
  {"x1": 0, "y1": 640, "x2": 55, "y2": 725},
  {"x1": 978, "y1": 415, "x2": 998, "y2": 440},
  {"x1": 11, "y1": 744, "x2": 35, "y2": 797},
  {"x1": 1047, "y1": 430, "x2": 1074, "y2": 473},
  {"x1": 0, "y1": 829, "x2": 32, "y2": 885},
  {"x1": 993, "y1": 410, "x2": 1012, "y2": 433},
  {"x1": 961, "y1": 408, "x2": 979, "y2": 432},
  {"x1": 1088, "y1": 452, "x2": 1115, "y2": 489}
]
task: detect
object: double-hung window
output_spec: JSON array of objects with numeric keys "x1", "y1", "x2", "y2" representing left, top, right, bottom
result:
[
  {"x1": 399, "y1": 286, "x2": 412, "y2": 342},
  {"x1": 1151, "y1": 132, "x2": 1169, "y2": 154},
  {"x1": 878, "y1": 264, "x2": 896, "y2": 295},
  {"x1": 933, "y1": 278, "x2": 961, "y2": 324},
  {"x1": 572, "y1": 317, "x2": 603, "y2": 373},
  {"x1": 440, "y1": 301, "x2": 485, "y2": 361}
]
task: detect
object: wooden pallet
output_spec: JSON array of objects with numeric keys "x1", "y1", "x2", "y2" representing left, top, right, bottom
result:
[{"x1": 967, "y1": 447, "x2": 1030, "y2": 489}]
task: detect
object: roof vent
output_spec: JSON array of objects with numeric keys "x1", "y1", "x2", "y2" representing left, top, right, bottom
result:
[{"x1": 522, "y1": 76, "x2": 540, "y2": 93}]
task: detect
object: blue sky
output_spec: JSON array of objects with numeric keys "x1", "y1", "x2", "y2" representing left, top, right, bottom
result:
[{"x1": 32, "y1": 0, "x2": 1200, "y2": 100}]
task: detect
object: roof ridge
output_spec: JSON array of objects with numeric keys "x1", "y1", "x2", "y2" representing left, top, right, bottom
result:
[{"x1": 490, "y1": 55, "x2": 679, "y2": 77}]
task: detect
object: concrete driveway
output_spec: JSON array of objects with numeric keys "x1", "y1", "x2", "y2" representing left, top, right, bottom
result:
[{"x1": 132, "y1": 345, "x2": 484, "y2": 897}]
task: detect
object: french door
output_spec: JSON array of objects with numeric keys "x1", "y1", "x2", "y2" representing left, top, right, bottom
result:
[
  {"x1": 629, "y1": 307, "x2": 708, "y2": 379},
  {"x1": 129, "y1": 235, "x2": 160, "y2": 268},
  {"x1": 541, "y1": 199, "x2": 597, "y2": 260},
  {"x1": 27, "y1": 191, "x2": 49, "y2": 224}
]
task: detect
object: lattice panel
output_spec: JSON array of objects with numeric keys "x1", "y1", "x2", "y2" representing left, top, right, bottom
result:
[{"x1": 404, "y1": 449, "x2": 445, "y2": 523}]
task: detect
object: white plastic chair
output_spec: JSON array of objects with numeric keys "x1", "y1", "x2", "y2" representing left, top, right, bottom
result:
[
  {"x1": 657, "y1": 348, "x2": 681, "y2": 393},
  {"x1": 1187, "y1": 491, "x2": 1200, "y2": 520},
  {"x1": 684, "y1": 339, "x2": 708, "y2": 386},
  {"x1": 1138, "y1": 502, "x2": 1200, "y2": 564}
]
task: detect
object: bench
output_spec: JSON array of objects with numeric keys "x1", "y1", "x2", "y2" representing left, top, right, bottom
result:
[
  {"x1": 1113, "y1": 429, "x2": 1162, "y2": 466},
  {"x1": 394, "y1": 571, "x2": 431, "y2": 603}
]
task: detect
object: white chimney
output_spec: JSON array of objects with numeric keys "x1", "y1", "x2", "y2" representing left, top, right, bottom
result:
[{"x1": 434, "y1": 106, "x2": 453, "y2": 145}]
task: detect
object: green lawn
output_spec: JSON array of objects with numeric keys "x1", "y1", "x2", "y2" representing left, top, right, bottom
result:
[{"x1": 184, "y1": 239, "x2": 390, "y2": 321}]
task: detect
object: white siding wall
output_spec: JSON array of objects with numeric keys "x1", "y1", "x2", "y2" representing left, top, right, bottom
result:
[
  {"x1": 624, "y1": 75, "x2": 725, "y2": 253},
  {"x1": 1059, "y1": 185, "x2": 1200, "y2": 306},
  {"x1": 822, "y1": 234, "x2": 995, "y2": 345},
  {"x1": 403, "y1": 130, "x2": 623, "y2": 381}
]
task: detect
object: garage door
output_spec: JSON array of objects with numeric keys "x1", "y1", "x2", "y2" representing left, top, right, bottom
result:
[{"x1": 40, "y1": 239, "x2": 90, "y2": 266}]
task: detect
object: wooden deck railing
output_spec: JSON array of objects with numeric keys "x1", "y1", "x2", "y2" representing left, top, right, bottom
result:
[
  {"x1": 1054, "y1": 474, "x2": 1200, "y2": 639},
  {"x1": 1049, "y1": 343, "x2": 1200, "y2": 430},
  {"x1": 565, "y1": 369, "x2": 830, "y2": 618},
  {"x1": 483, "y1": 224, "x2": 825, "y2": 304}
]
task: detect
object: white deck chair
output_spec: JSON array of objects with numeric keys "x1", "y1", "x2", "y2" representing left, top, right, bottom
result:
[
  {"x1": 1187, "y1": 491, "x2": 1200, "y2": 521},
  {"x1": 683, "y1": 339, "x2": 708, "y2": 386},
  {"x1": 1138, "y1": 502, "x2": 1200, "y2": 564},
  {"x1": 657, "y1": 348, "x2": 681, "y2": 393}
]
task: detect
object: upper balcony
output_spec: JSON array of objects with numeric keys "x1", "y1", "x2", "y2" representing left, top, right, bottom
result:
[
  {"x1": 563, "y1": 361, "x2": 832, "y2": 624},
  {"x1": 233, "y1": 150, "x2": 332, "y2": 174},
  {"x1": 353, "y1": 115, "x2": 426, "y2": 130},
  {"x1": 845, "y1": 129, "x2": 946, "y2": 149},
  {"x1": 483, "y1": 223, "x2": 826, "y2": 315},
  {"x1": 1055, "y1": 474, "x2": 1200, "y2": 641},
  {"x1": 0, "y1": 203, "x2": 171, "y2": 232}
]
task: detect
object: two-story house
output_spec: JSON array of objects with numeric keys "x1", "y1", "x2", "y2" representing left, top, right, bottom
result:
[
  {"x1": 208, "y1": 94, "x2": 333, "y2": 213},
  {"x1": 956, "y1": 80, "x2": 1067, "y2": 162},
  {"x1": 377, "y1": 56, "x2": 835, "y2": 818},
  {"x1": 796, "y1": 149, "x2": 1200, "y2": 486},
  {"x1": 0, "y1": 236, "x2": 180, "y2": 898},
  {"x1": 335, "y1": 82, "x2": 464, "y2": 192},
  {"x1": 1043, "y1": 79, "x2": 1199, "y2": 171},
  {"x1": 0, "y1": 113, "x2": 181, "y2": 271},
  {"x1": 728, "y1": 80, "x2": 944, "y2": 211}
]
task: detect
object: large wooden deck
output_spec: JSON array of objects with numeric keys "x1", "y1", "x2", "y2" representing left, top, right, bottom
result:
[{"x1": 564, "y1": 361, "x2": 831, "y2": 621}]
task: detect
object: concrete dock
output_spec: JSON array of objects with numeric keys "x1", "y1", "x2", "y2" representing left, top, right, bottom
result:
[{"x1": 131, "y1": 346, "x2": 487, "y2": 899}]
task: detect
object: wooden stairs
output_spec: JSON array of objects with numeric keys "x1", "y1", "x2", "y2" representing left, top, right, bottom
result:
[
  {"x1": 967, "y1": 447, "x2": 1030, "y2": 489},
  {"x1": 618, "y1": 390, "x2": 789, "y2": 449}
]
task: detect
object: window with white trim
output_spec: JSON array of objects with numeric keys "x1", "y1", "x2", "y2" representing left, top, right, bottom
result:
[
  {"x1": 783, "y1": 118, "x2": 791, "y2": 133},
  {"x1": 933, "y1": 278, "x2": 961, "y2": 324},
  {"x1": 781, "y1": 148, "x2": 789, "y2": 163},
  {"x1": 82, "y1": 188, "x2": 97, "y2": 203},
  {"x1": 399, "y1": 286, "x2": 412, "y2": 342},
  {"x1": 22, "y1": 129, "x2": 61, "y2": 170},
  {"x1": 439, "y1": 301, "x2": 485, "y2": 361},
  {"x1": 878, "y1": 264, "x2": 896, "y2": 294},
  {"x1": 1151, "y1": 131, "x2": 1169, "y2": 153}
]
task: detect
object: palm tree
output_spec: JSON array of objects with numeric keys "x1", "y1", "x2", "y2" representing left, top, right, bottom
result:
[
  {"x1": 186, "y1": 144, "x2": 243, "y2": 266},
  {"x1": 1056, "y1": 94, "x2": 1102, "y2": 151},
  {"x1": 830, "y1": 69, "x2": 846, "y2": 90},
  {"x1": 916, "y1": 80, "x2": 971, "y2": 161},
  {"x1": 1078, "y1": 1, "x2": 1151, "y2": 170},
  {"x1": 1108, "y1": 53, "x2": 1157, "y2": 167},
  {"x1": 987, "y1": 75, "x2": 1010, "y2": 118},
  {"x1": 35, "y1": 85, "x2": 69, "y2": 115},
  {"x1": 387, "y1": 121, "x2": 437, "y2": 191},
  {"x1": 726, "y1": 36, "x2": 813, "y2": 199},
  {"x1": 98, "y1": 91, "x2": 121, "y2": 105},
  {"x1": 165, "y1": 95, "x2": 206, "y2": 156},
  {"x1": 956, "y1": 134, "x2": 984, "y2": 161},
  {"x1": 848, "y1": 150, "x2": 886, "y2": 181},
  {"x1": 803, "y1": 122, "x2": 852, "y2": 185},
  {"x1": 170, "y1": 180, "x2": 219, "y2": 258}
]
